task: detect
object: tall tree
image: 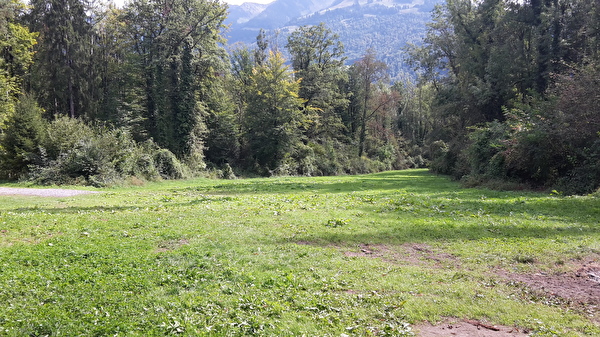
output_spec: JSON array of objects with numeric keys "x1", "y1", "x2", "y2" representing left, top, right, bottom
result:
[
  {"x1": 120, "y1": 0, "x2": 228, "y2": 161},
  {"x1": 254, "y1": 28, "x2": 268, "y2": 66},
  {"x1": 242, "y1": 51, "x2": 305, "y2": 171},
  {"x1": 0, "y1": 0, "x2": 37, "y2": 126},
  {"x1": 27, "y1": 0, "x2": 94, "y2": 118},
  {"x1": 349, "y1": 49, "x2": 388, "y2": 157},
  {"x1": 286, "y1": 23, "x2": 348, "y2": 139}
]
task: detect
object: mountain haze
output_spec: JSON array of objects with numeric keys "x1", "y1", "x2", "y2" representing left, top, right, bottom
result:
[
  {"x1": 224, "y1": 0, "x2": 443, "y2": 77},
  {"x1": 225, "y1": 2, "x2": 270, "y2": 25}
]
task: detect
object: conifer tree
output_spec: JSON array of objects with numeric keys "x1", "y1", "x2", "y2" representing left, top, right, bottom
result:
[{"x1": 27, "y1": 0, "x2": 93, "y2": 118}]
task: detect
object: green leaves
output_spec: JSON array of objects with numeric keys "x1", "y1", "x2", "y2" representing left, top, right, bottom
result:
[{"x1": 242, "y1": 52, "x2": 305, "y2": 172}]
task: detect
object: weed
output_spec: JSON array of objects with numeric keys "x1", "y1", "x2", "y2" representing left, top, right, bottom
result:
[{"x1": 0, "y1": 169, "x2": 598, "y2": 335}]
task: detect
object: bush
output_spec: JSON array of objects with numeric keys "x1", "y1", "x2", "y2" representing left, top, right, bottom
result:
[
  {"x1": 0, "y1": 96, "x2": 47, "y2": 179},
  {"x1": 154, "y1": 149, "x2": 186, "y2": 179},
  {"x1": 220, "y1": 163, "x2": 236, "y2": 179},
  {"x1": 29, "y1": 118, "x2": 189, "y2": 186},
  {"x1": 466, "y1": 121, "x2": 509, "y2": 177},
  {"x1": 554, "y1": 139, "x2": 600, "y2": 195},
  {"x1": 31, "y1": 119, "x2": 125, "y2": 186},
  {"x1": 428, "y1": 140, "x2": 454, "y2": 175}
]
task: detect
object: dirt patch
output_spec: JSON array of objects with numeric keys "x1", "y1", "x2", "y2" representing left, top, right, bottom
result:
[
  {"x1": 414, "y1": 318, "x2": 529, "y2": 336},
  {"x1": 499, "y1": 259, "x2": 600, "y2": 321},
  {"x1": 342, "y1": 243, "x2": 390, "y2": 258},
  {"x1": 155, "y1": 239, "x2": 190, "y2": 253},
  {"x1": 0, "y1": 187, "x2": 99, "y2": 197},
  {"x1": 339, "y1": 243, "x2": 458, "y2": 268},
  {"x1": 400, "y1": 243, "x2": 459, "y2": 266}
]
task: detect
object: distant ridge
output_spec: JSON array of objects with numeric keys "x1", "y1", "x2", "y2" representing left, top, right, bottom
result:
[{"x1": 225, "y1": 0, "x2": 443, "y2": 78}]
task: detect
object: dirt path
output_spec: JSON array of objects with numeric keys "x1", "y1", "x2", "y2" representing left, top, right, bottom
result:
[{"x1": 0, "y1": 187, "x2": 99, "y2": 197}]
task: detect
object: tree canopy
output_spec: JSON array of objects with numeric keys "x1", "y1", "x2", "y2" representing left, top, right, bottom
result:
[{"x1": 0, "y1": 0, "x2": 597, "y2": 194}]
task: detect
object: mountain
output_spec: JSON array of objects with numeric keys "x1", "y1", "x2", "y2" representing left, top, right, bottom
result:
[
  {"x1": 224, "y1": 0, "x2": 443, "y2": 78},
  {"x1": 225, "y1": 2, "x2": 270, "y2": 26}
]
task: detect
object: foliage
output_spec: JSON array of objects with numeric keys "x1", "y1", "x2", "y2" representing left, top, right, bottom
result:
[
  {"x1": 27, "y1": 117, "x2": 184, "y2": 186},
  {"x1": 348, "y1": 50, "x2": 393, "y2": 157},
  {"x1": 0, "y1": 0, "x2": 426, "y2": 183},
  {"x1": 0, "y1": 95, "x2": 46, "y2": 179},
  {"x1": 26, "y1": 0, "x2": 94, "y2": 119},
  {"x1": 119, "y1": 0, "x2": 228, "y2": 160},
  {"x1": 241, "y1": 51, "x2": 305, "y2": 174},
  {"x1": 410, "y1": 0, "x2": 600, "y2": 194},
  {"x1": 0, "y1": 0, "x2": 36, "y2": 126},
  {"x1": 501, "y1": 64, "x2": 600, "y2": 193}
]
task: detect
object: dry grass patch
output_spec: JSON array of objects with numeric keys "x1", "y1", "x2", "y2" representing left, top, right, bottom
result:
[{"x1": 155, "y1": 238, "x2": 190, "y2": 253}]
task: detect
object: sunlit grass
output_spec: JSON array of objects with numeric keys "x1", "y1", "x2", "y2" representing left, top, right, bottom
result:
[{"x1": 0, "y1": 169, "x2": 598, "y2": 335}]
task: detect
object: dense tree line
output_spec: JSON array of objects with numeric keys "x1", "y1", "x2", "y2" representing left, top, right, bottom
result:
[
  {"x1": 0, "y1": 0, "x2": 423, "y2": 185},
  {"x1": 409, "y1": 0, "x2": 600, "y2": 194},
  {"x1": 2, "y1": 0, "x2": 597, "y2": 194}
]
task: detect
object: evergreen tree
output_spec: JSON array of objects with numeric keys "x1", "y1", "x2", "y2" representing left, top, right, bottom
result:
[
  {"x1": 0, "y1": 95, "x2": 46, "y2": 178},
  {"x1": 26, "y1": 0, "x2": 94, "y2": 118}
]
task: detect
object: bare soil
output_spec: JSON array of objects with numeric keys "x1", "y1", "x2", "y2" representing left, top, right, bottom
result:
[
  {"x1": 503, "y1": 261, "x2": 600, "y2": 306},
  {"x1": 341, "y1": 242, "x2": 459, "y2": 268},
  {"x1": 324, "y1": 242, "x2": 600, "y2": 334},
  {"x1": 499, "y1": 258, "x2": 600, "y2": 322},
  {"x1": 414, "y1": 318, "x2": 530, "y2": 337},
  {"x1": 0, "y1": 187, "x2": 99, "y2": 197}
]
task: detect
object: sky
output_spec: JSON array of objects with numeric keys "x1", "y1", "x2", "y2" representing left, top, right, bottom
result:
[
  {"x1": 113, "y1": 0, "x2": 275, "y2": 7},
  {"x1": 224, "y1": 0, "x2": 274, "y2": 4}
]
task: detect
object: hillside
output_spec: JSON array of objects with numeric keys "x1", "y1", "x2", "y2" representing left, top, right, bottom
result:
[{"x1": 224, "y1": 0, "x2": 444, "y2": 77}]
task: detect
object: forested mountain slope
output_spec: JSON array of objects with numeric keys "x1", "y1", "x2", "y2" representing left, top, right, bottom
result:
[{"x1": 225, "y1": 0, "x2": 443, "y2": 77}]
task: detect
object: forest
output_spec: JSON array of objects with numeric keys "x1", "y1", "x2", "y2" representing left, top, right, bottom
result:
[{"x1": 0, "y1": 0, "x2": 598, "y2": 195}]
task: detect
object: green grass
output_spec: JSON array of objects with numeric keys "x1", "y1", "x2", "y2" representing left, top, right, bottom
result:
[{"x1": 0, "y1": 169, "x2": 599, "y2": 336}]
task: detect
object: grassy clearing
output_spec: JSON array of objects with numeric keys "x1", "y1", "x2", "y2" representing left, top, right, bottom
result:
[{"x1": 0, "y1": 169, "x2": 599, "y2": 336}]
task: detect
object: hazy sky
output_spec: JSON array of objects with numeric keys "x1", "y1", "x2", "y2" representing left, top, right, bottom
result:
[
  {"x1": 225, "y1": 0, "x2": 274, "y2": 4},
  {"x1": 113, "y1": 0, "x2": 275, "y2": 7}
]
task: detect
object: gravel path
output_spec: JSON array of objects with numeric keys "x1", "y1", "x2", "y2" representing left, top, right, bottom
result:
[{"x1": 0, "y1": 187, "x2": 99, "y2": 197}]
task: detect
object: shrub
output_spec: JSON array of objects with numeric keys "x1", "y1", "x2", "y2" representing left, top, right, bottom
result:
[
  {"x1": 32, "y1": 119, "x2": 125, "y2": 186},
  {"x1": 30, "y1": 118, "x2": 184, "y2": 186},
  {"x1": 555, "y1": 139, "x2": 600, "y2": 195},
  {"x1": 428, "y1": 140, "x2": 453, "y2": 175},
  {"x1": 466, "y1": 121, "x2": 509, "y2": 177},
  {"x1": 0, "y1": 96, "x2": 47, "y2": 179},
  {"x1": 220, "y1": 163, "x2": 236, "y2": 179},
  {"x1": 154, "y1": 149, "x2": 186, "y2": 179}
]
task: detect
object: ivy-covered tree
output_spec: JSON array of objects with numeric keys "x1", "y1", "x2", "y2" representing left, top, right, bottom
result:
[
  {"x1": 0, "y1": 0, "x2": 37, "y2": 126},
  {"x1": 120, "y1": 0, "x2": 228, "y2": 162}
]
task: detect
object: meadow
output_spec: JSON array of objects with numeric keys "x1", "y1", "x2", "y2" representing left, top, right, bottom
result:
[{"x1": 0, "y1": 169, "x2": 599, "y2": 336}]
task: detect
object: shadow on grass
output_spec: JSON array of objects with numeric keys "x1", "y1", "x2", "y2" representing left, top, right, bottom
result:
[
  {"x1": 286, "y1": 220, "x2": 600, "y2": 247},
  {"x1": 5, "y1": 169, "x2": 599, "y2": 245},
  {"x1": 188, "y1": 169, "x2": 447, "y2": 195}
]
